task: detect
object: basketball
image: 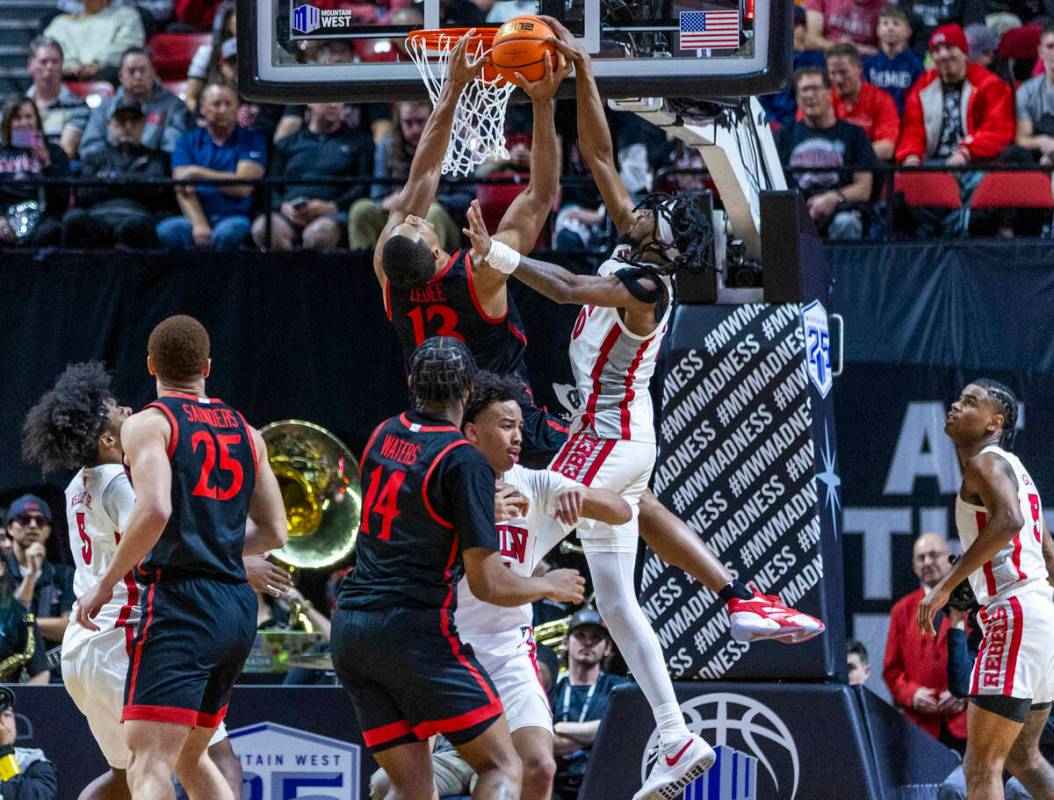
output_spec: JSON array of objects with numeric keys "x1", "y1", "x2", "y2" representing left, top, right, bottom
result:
[{"x1": 490, "y1": 15, "x2": 556, "y2": 84}]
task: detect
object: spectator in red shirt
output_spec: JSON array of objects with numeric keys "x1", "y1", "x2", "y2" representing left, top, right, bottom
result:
[
  {"x1": 897, "y1": 24, "x2": 1014, "y2": 166},
  {"x1": 826, "y1": 43, "x2": 900, "y2": 158},
  {"x1": 805, "y1": 0, "x2": 883, "y2": 54},
  {"x1": 883, "y1": 533, "x2": 968, "y2": 750}
]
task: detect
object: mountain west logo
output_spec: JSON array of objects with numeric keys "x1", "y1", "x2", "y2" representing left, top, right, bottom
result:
[
  {"x1": 801, "y1": 300, "x2": 831, "y2": 398},
  {"x1": 641, "y1": 693, "x2": 799, "y2": 799},
  {"x1": 230, "y1": 722, "x2": 361, "y2": 799},
  {"x1": 291, "y1": 4, "x2": 321, "y2": 34}
]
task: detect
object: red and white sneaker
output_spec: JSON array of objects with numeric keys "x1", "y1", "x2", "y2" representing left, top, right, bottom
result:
[
  {"x1": 727, "y1": 591, "x2": 826, "y2": 643},
  {"x1": 632, "y1": 734, "x2": 716, "y2": 800}
]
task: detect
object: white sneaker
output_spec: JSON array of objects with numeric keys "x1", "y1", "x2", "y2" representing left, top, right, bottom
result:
[{"x1": 632, "y1": 733, "x2": 716, "y2": 800}]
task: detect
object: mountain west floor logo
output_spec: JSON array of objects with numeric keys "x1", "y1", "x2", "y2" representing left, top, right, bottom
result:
[
  {"x1": 641, "y1": 693, "x2": 799, "y2": 799},
  {"x1": 229, "y1": 722, "x2": 361, "y2": 800},
  {"x1": 801, "y1": 300, "x2": 831, "y2": 398}
]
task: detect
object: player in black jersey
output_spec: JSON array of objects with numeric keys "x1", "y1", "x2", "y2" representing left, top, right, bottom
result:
[
  {"x1": 76, "y1": 315, "x2": 288, "y2": 800},
  {"x1": 373, "y1": 32, "x2": 569, "y2": 467},
  {"x1": 332, "y1": 337, "x2": 584, "y2": 800}
]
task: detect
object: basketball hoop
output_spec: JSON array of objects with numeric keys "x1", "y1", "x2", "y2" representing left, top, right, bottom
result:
[{"x1": 405, "y1": 28, "x2": 515, "y2": 177}]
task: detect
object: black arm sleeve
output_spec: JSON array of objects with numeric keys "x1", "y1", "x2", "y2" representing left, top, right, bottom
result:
[
  {"x1": 0, "y1": 760, "x2": 59, "y2": 800},
  {"x1": 946, "y1": 627, "x2": 975, "y2": 699},
  {"x1": 614, "y1": 267, "x2": 667, "y2": 321},
  {"x1": 436, "y1": 446, "x2": 498, "y2": 552}
]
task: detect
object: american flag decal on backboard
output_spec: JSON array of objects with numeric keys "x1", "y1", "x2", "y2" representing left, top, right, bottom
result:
[{"x1": 680, "y1": 9, "x2": 741, "y2": 50}]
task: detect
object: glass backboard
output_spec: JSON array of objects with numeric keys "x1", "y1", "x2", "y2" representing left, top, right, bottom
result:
[{"x1": 238, "y1": 0, "x2": 791, "y2": 104}]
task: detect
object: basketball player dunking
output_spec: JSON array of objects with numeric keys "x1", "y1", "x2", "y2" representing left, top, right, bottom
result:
[
  {"x1": 75, "y1": 316, "x2": 288, "y2": 800},
  {"x1": 918, "y1": 380, "x2": 1054, "y2": 800},
  {"x1": 22, "y1": 361, "x2": 292, "y2": 800},
  {"x1": 332, "y1": 337, "x2": 585, "y2": 800}
]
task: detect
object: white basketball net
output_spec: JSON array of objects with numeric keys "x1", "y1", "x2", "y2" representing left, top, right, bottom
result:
[{"x1": 406, "y1": 32, "x2": 515, "y2": 177}]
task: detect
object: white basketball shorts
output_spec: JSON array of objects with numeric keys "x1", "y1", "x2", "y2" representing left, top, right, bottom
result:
[
  {"x1": 970, "y1": 588, "x2": 1054, "y2": 704},
  {"x1": 475, "y1": 645, "x2": 551, "y2": 734},
  {"x1": 62, "y1": 627, "x2": 227, "y2": 769},
  {"x1": 548, "y1": 431, "x2": 654, "y2": 554}
]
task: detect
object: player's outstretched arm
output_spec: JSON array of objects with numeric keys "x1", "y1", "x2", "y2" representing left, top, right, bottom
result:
[
  {"x1": 917, "y1": 453, "x2": 1025, "y2": 635},
  {"x1": 244, "y1": 427, "x2": 289, "y2": 555},
  {"x1": 485, "y1": 51, "x2": 568, "y2": 260},
  {"x1": 464, "y1": 199, "x2": 653, "y2": 311},
  {"x1": 372, "y1": 32, "x2": 483, "y2": 281},
  {"x1": 463, "y1": 548, "x2": 585, "y2": 607},
  {"x1": 552, "y1": 486, "x2": 631, "y2": 527},
  {"x1": 542, "y1": 17, "x2": 637, "y2": 235},
  {"x1": 76, "y1": 410, "x2": 172, "y2": 630}
]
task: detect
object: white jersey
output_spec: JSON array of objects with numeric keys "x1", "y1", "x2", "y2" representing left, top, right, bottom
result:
[
  {"x1": 61, "y1": 464, "x2": 142, "y2": 658},
  {"x1": 955, "y1": 446, "x2": 1049, "y2": 607},
  {"x1": 455, "y1": 464, "x2": 579, "y2": 657},
  {"x1": 566, "y1": 250, "x2": 673, "y2": 443}
]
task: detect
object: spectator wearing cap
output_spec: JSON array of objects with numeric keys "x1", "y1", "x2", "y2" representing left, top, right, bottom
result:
[
  {"x1": 4, "y1": 496, "x2": 74, "y2": 648},
  {"x1": 24, "y1": 38, "x2": 90, "y2": 159},
  {"x1": 0, "y1": 688, "x2": 57, "y2": 796},
  {"x1": 847, "y1": 639, "x2": 871, "y2": 686},
  {"x1": 805, "y1": 0, "x2": 883, "y2": 54},
  {"x1": 550, "y1": 609, "x2": 627, "y2": 800},
  {"x1": 863, "y1": 5, "x2": 924, "y2": 114},
  {"x1": 157, "y1": 82, "x2": 266, "y2": 249},
  {"x1": 778, "y1": 67, "x2": 876, "y2": 240},
  {"x1": 79, "y1": 47, "x2": 190, "y2": 158},
  {"x1": 252, "y1": 102, "x2": 373, "y2": 250},
  {"x1": 825, "y1": 43, "x2": 900, "y2": 159},
  {"x1": 761, "y1": 6, "x2": 827, "y2": 128},
  {"x1": 42, "y1": 0, "x2": 145, "y2": 84},
  {"x1": 898, "y1": 0, "x2": 968, "y2": 56},
  {"x1": 898, "y1": 24, "x2": 1014, "y2": 166},
  {"x1": 1014, "y1": 26, "x2": 1054, "y2": 163},
  {"x1": 61, "y1": 97, "x2": 171, "y2": 248}
]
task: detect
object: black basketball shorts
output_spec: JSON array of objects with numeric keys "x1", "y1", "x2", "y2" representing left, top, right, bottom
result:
[
  {"x1": 122, "y1": 577, "x2": 256, "y2": 728},
  {"x1": 332, "y1": 605, "x2": 504, "y2": 752}
]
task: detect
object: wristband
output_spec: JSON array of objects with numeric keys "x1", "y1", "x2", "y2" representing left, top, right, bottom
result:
[{"x1": 485, "y1": 240, "x2": 521, "y2": 274}]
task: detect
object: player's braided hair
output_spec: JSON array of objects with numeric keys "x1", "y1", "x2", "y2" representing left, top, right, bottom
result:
[
  {"x1": 408, "y1": 336, "x2": 476, "y2": 412},
  {"x1": 463, "y1": 371, "x2": 521, "y2": 425},
  {"x1": 974, "y1": 378, "x2": 1019, "y2": 450},
  {"x1": 22, "y1": 361, "x2": 113, "y2": 473},
  {"x1": 618, "y1": 191, "x2": 714, "y2": 275}
]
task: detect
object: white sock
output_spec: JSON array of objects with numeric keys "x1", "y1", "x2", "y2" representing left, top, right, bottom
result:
[{"x1": 587, "y1": 549, "x2": 691, "y2": 745}]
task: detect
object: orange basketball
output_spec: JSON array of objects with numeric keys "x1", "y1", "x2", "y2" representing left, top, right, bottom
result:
[{"x1": 490, "y1": 15, "x2": 556, "y2": 84}]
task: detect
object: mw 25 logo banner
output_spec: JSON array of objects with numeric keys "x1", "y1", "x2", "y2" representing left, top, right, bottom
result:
[{"x1": 641, "y1": 304, "x2": 824, "y2": 679}]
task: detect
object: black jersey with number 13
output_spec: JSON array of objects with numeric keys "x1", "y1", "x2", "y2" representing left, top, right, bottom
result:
[
  {"x1": 385, "y1": 248, "x2": 529, "y2": 379},
  {"x1": 137, "y1": 394, "x2": 257, "y2": 585},
  {"x1": 339, "y1": 411, "x2": 498, "y2": 611}
]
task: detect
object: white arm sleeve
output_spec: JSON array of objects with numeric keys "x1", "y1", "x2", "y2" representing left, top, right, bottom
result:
[{"x1": 101, "y1": 473, "x2": 136, "y2": 531}]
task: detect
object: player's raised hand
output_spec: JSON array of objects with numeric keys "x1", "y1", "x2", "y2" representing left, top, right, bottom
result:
[
  {"x1": 539, "y1": 17, "x2": 590, "y2": 69},
  {"x1": 513, "y1": 50, "x2": 570, "y2": 99},
  {"x1": 448, "y1": 30, "x2": 485, "y2": 87},
  {"x1": 463, "y1": 199, "x2": 494, "y2": 260},
  {"x1": 915, "y1": 582, "x2": 950, "y2": 636},
  {"x1": 75, "y1": 581, "x2": 113, "y2": 632},
  {"x1": 495, "y1": 482, "x2": 529, "y2": 521},
  {"x1": 553, "y1": 486, "x2": 585, "y2": 526},
  {"x1": 244, "y1": 554, "x2": 293, "y2": 598},
  {"x1": 541, "y1": 568, "x2": 586, "y2": 603}
]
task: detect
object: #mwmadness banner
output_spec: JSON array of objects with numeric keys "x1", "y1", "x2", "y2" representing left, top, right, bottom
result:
[{"x1": 640, "y1": 300, "x2": 845, "y2": 681}]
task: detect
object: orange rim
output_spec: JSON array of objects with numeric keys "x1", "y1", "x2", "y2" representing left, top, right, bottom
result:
[{"x1": 406, "y1": 27, "x2": 498, "y2": 51}]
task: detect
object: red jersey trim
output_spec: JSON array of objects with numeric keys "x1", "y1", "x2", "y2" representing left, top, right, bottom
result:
[
  {"x1": 362, "y1": 719, "x2": 413, "y2": 747},
  {"x1": 432, "y1": 249, "x2": 460, "y2": 283},
  {"x1": 970, "y1": 606, "x2": 987, "y2": 696},
  {"x1": 196, "y1": 705, "x2": 229, "y2": 729},
  {"x1": 619, "y1": 336, "x2": 653, "y2": 439},
  {"x1": 125, "y1": 582, "x2": 158, "y2": 706},
  {"x1": 360, "y1": 419, "x2": 390, "y2": 481},
  {"x1": 147, "y1": 402, "x2": 179, "y2": 460},
  {"x1": 235, "y1": 411, "x2": 259, "y2": 475},
  {"x1": 113, "y1": 569, "x2": 140, "y2": 643},
  {"x1": 421, "y1": 440, "x2": 470, "y2": 528},
  {"x1": 977, "y1": 512, "x2": 999, "y2": 598},
  {"x1": 412, "y1": 698, "x2": 503, "y2": 739},
  {"x1": 1004, "y1": 597, "x2": 1025, "y2": 696},
  {"x1": 582, "y1": 324, "x2": 622, "y2": 431},
  {"x1": 582, "y1": 439, "x2": 616, "y2": 487},
  {"x1": 463, "y1": 250, "x2": 507, "y2": 325},
  {"x1": 122, "y1": 704, "x2": 199, "y2": 726},
  {"x1": 383, "y1": 279, "x2": 393, "y2": 320},
  {"x1": 398, "y1": 412, "x2": 458, "y2": 434},
  {"x1": 508, "y1": 322, "x2": 528, "y2": 346},
  {"x1": 1010, "y1": 535, "x2": 1027, "y2": 582}
]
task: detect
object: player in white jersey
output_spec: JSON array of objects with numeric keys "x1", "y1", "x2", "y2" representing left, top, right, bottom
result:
[
  {"x1": 457, "y1": 372, "x2": 630, "y2": 800},
  {"x1": 918, "y1": 380, "x2": 1054, "y2": 800},
  {"x1": 22, "y1": 363, "x2": 290, "y2": 800}
]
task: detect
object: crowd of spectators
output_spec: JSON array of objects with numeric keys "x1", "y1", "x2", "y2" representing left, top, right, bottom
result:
[
  {"x1": 3, "y1": 0, "x2": 1054, "y2": 252},
  {"x1": 774, "y1": 0, "x2": 1054, "y2": 239}
]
